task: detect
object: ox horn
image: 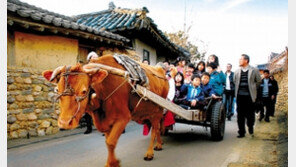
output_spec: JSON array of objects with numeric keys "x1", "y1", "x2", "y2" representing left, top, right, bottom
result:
[
  {"x1": 49, "y1": 66, "x2": 65, "y2": 82},
  {"x1": 83, "y1": 63, "x2": 128, "y2": 77}
]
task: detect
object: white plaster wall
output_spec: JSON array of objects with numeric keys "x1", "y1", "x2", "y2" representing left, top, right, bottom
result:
[{"x1": 134, "y1": 39, "x2": 157, "y2": 65}]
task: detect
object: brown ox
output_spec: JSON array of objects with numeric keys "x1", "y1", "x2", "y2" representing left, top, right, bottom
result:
[{"x1": 42, "y1": 54, "x2": 169, "y2": 167}]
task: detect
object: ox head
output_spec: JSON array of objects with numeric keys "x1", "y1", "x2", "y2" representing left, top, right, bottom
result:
[{"x1": 42, "y1": 64, "x2": 108, "y2": 129}]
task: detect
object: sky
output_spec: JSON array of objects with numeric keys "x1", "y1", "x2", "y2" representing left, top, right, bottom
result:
[{"x1": 18, "y1": 0, "x2": 288, "y2": 71}]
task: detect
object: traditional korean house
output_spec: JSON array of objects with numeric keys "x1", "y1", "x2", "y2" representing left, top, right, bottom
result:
[
  {"x1": 268, "y1": 47, "x2": 288, "y2": 74},
  {"x1": 256, "y1": 47, "x2": 288, "y2": 75},
  {"x1": 73, "y1": 2, "x2": 190, "y2": 65},
  {"x1": 7, "y1": 0, "x2": 131, "y2": 70}
]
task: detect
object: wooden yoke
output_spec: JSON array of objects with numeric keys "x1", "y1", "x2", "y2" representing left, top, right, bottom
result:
[{"x1": 83, "y1": 63, "x2": 129, "y2": 78}]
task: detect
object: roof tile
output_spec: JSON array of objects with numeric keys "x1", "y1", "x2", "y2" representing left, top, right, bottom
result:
[
  {"x1": 73, "y1": 7, "x2": 190, "y2": 56},
  {"x1": 7, "y1": 0, "x2": 129, "y2": 43}
]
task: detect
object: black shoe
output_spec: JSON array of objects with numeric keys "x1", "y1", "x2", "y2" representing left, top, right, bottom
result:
[
  {"x1": 237, "y1": 134, "x2": 245, "y2": 138},
  {"x1": 84, "y1": 128, "x2": 92, "y2": 134},
  {"x1": 227, "y1": 116, "x2": 231, "y2": 121},
  {"x1": 248, "y1": 127, "x2": 254, "y2": 135},
  {"x1": 265, "y1": 118, "x2": 270, "y2": 122}
]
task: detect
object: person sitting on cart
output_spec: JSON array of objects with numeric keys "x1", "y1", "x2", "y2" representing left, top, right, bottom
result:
[
  {"x1": 206, "y1": 62, "x2": 226, "y2": 97},
  {"x1": 200, "y1": 72, "x2": 221, "y2": 110},
  {"x1": 173, "y1": 72, "x2": 187, "y2": 105},
  {"x1": 201, "y1": 72, "x2": 216, "y2": 98},
  {"x1": 179, "y1": 74, "x2": 205, "y2": 110}
]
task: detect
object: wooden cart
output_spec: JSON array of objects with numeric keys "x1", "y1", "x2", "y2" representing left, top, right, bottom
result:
[{"x1": 136, "y1": 85, "x2": 226, "y2": 141}]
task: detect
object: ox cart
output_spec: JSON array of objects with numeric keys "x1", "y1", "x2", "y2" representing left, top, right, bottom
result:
[
  {"x1": 47, "y1": 55, "x2": 226, "y2": 166},
  {"x1": 136, "y1": 85, "x2": 226, "y2": 141},
  {"x1": 84, "y1": 60, "x2": 226, "y2": 141}
]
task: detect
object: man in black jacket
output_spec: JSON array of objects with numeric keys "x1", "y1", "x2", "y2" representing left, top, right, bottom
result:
[
  {"x1": 223, "y1": 63, "x2": 235, "y2": 121},
  {"x1": 258, "y1": 70, "x2": 277, "y2": 122}
]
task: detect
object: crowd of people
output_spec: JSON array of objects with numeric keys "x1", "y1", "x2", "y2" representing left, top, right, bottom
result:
[
  {"x1": 160, "y1": 54, "x2": 278, "y2": 138},
  {"x1": 82, "y1": 52, "x2": 279, "y2": 139}
]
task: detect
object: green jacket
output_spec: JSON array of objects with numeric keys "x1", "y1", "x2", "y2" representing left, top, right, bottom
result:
[{"x1": 209, "y1": 71, "x2": 226, "y2": 96}]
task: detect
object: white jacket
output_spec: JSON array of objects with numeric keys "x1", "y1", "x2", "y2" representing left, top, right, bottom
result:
[{"x1": 166, "y1": 78, "x2": 176, "y2": 101}]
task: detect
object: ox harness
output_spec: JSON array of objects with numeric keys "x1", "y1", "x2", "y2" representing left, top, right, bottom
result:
[
  {"x1": 113, "y1": 54, "x2": 149, "y2": 86},
  {"x1": 113, "y1": 54, "x2": 153, "y2": 111},
  {"x1": 53, "y1": 66, "x2": 90, "y2": 121}
]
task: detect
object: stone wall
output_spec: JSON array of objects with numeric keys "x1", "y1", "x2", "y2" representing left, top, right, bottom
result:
[
  {"x1": 273, "y1": 64, "x2": 288, "y2": 115},
  {"x1": 269, "y1": 49, "x2": 288, "y2": 115},
  {"x1": 7, "y1": 66, "x2": 59, "y2": 140}
]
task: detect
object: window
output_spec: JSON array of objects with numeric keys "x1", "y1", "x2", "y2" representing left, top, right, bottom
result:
[{"x1": 143, "y1": 49, "x2": 150, "y2": 62}]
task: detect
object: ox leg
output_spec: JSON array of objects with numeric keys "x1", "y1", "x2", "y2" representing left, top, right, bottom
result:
[
  {"x1": 154, "y1": 119, "x2": 163, "y2": 151},
  {"x1": 144, "y1": 119, "x2": 162, "y2": 160},
  {"x1": 104, "y1": 120, "x2": 128, "y2": 167}
]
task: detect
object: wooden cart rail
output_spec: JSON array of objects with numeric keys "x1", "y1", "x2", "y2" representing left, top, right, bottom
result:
[{"x1": 136, "y1": 85, "x2": 205, "y2": 122}]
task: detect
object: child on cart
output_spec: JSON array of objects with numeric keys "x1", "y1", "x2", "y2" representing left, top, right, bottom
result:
[
  {"x1": 180, "y1": 74, "x2": 204, "y2": 110},
  {"x1": 201, "y1": 72, "x2": 218, "y2": 98},
  {"x1": 200, "y1": 72, "x2": 221, "y2": 109}
]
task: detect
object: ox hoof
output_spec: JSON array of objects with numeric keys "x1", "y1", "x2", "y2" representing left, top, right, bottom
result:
[
  {"x1": 154, "y1": 147, "x2": 163, "y2": 151},
  {"x1": 105, "y1": 160, "x2": 120, "y2": 167},
  {"x1": 144, "y1": 156, "x2": 154, "y2": 161}
]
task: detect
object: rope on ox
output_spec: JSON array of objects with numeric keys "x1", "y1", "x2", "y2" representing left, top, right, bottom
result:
[
  {"x1": 103, "y1": 79, "x2": 128, "y2": 101},
  {"x1": 83, "y1": 63, "x2": 152, "y2": 112}
]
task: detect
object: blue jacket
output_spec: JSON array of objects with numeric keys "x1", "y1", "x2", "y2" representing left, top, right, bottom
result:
[
  {"x1": 201, "y1": 83, "x2": 215, "y2": 97},
  {"x1": 209, "y1": 71, "x2": 226, "y2": 96},
  {"x1": 181, "y1": 84, "x2": 204, "y2": 101}
]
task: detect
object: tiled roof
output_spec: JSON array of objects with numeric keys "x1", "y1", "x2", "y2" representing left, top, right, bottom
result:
[
  {"x1": 74, "y1": 7, "x2": 147, "y2": 32},
  {"x1": 269, "y1": 52, "x2": 280, "y2": 61},
  {"x1": 7, "y1": 0, "x2": 129, "y2": 44},
  {"x1": 257, "y1": 63, "x2": 268, "y2": 70},
  {"x1": 73, "y1": 4, "x2": 190, "y2": 58}
]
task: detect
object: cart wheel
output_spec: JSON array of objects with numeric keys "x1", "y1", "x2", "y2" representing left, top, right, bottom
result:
[{"x1": 210, "y1": 101, "x2": 226, "y2": 141}]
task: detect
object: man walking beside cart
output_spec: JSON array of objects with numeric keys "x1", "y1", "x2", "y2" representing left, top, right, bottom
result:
[
  {"x1": 223, "y1": 63, "x2": 235, "y2": 121},
  {"x1": 234, "y1": 54, "x2": 261, "y2": 138},
  {"x1": 257, "y1": 70, "x2": 277, "y2": 122}
]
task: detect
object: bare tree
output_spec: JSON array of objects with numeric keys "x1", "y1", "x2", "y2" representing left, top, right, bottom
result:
[{"x1": 165, "y1": 30, "x2": 208, "y2": 63}]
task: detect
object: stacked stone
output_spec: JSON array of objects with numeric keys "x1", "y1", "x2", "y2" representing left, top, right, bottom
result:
[
  {"x1": 274, "y1": 68, "x2": 288, "y2": 115},
  {"x1": 7, "y1": 67, "x2": 60, "y2": 139},
  {"x1": 270, "y1": 53, "x2": 288, "y2": 116}
]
